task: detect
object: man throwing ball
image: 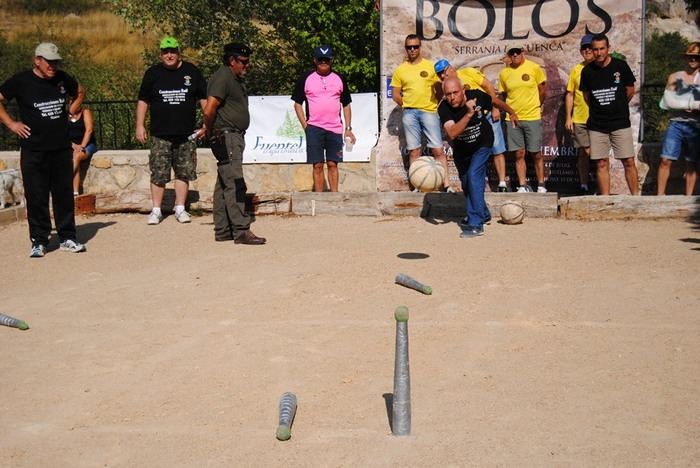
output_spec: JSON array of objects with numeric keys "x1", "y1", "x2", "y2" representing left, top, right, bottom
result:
[{"x1": 438, "y1": 77, "x2": 492, "y2": 238}]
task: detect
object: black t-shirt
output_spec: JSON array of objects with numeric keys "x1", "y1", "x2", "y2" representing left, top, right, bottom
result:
[
  {"x1": 137, "y1": 61, "x2": 206, "y2": 137},
  {"x1": 579, "y1": 57, "x2": 636, "y2": 132},
  {"x1": 0, "y1": 69, "x2": 79, "y2": 150},
  {"x1": 438, "y1": 89, "x2": 493, "y2": 156}
]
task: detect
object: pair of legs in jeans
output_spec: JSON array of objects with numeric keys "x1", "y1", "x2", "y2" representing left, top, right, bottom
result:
[{"x1": 454, "y1": 146, "x2": 491, "y2": 231}]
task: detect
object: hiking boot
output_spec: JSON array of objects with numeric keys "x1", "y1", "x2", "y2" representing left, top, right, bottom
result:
[
  {"x1": 29, "y1": 244, "x2": 46, "y2": 258},
  {"x1": 234, "y1": 230, "x2": 266, "y2": 245},
  {"x1": 60, "y1": 239, "x2": 86, "y2": 253}
]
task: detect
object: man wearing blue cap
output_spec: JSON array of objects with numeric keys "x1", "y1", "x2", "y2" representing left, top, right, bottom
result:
[
  {"x1": 292, "y1": 45, "x2": 355, "y2": 192},
  {"x1": 434, "y1": 59, "x2": 517, "y2": 192},
  {"x1": 565, "y1": 34, "x2": 595, "y2": 194}
]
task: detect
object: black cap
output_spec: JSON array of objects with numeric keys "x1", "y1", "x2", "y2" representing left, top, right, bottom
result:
[
  {"x1": 224, "y1": 42, "x2": 252, "y2": 57},
  {"x1": 314, "y1": 45, "x2": 333, "y2": 59}
]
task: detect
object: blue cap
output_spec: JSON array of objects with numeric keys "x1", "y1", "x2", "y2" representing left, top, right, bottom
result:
[
  {"x1": 580, "y1": 34, "x2": 593, "y2": 47},
  {"x1": 434, "y1": 59, "x2": 450, "y2": 74}
]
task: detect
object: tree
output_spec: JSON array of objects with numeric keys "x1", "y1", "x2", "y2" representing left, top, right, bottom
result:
[{"x1": 108, "y1": 0, "x2": 379, "y2": 95}]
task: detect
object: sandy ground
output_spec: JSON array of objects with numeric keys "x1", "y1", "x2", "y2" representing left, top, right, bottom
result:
[{"x1": 1, "y1": 213, "x2": 699, "y2": 467}]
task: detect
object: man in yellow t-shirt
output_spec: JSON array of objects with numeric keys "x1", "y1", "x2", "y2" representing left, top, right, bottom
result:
[
  {"x1": 565, "y1": 34, "x2": 595, "y2": 194},
  {"x1": 434, "y1": 59, "x2": 519, "y2": 192},
  {"x1": 498, "y1": 45, "x2": 547, "y2": 193},
  {"x1": 390, "y1": 34, "x2": 450, "y2": 191}
]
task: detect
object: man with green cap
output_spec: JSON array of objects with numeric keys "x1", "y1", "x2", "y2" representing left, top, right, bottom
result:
[{"x1": 136, "y1": 37, "x2": 207, "y2": 225}]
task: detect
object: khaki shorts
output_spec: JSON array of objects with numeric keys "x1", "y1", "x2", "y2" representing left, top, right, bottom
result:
[
  {"x1": 506, "y1": 120, "x2": 542, "y2": 154},
  {"x1": 589, "y1": 127, "x2": 635, "y2": 160},
  {"x1": 572, "y1": 123, "x2": 590, "y2": 149}
]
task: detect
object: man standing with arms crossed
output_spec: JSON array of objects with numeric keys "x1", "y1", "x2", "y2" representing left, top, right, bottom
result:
[
  {"x1": 565, "y1": 34, "x2": 596, "y2": 195},
  {"x1": 390, "y1": 34, "x2": 451, "y2": 192},
  {"x1": 498, "y1": 45, "x2": 547, "y2": 193},
  {"x1": 203, "y1": 42, "x2": 265, "y2": 245},
  {"x1": 434, "y1": 59, "x2": 518, "y2": 192},
  {"x1": 0, "y1": 42, "x2": 87, "y2": 257},
  {"x1": 579, "y1": 34, "x2": 640, "y2": 195},
  {"x1": 136, "y1": 37, "x2": 207, "y2": 225},
  {"x1": 292, "y1": 45, "x2": 355, "y2": 192}
]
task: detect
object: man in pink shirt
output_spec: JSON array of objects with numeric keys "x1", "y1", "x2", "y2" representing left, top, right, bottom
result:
[{"x1": 292, "y1": 45, "x2": 356, "y2": 192}]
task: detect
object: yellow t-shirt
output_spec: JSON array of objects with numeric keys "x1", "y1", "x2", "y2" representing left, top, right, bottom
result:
[
  {"x1": 498, "y1": 59, "x2": 546, "y2": 121},
  {"x1": 390, "y1": 58, "x2": 440, "y2": 112},
  {"x1": 457, "y1": 67, "x2": 486, "y2": 92},
  {"x1": 566, "y1": 62, "x2": 589, "y2": 124}
]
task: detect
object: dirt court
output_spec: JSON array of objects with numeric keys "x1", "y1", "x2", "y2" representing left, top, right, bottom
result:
[{"x1": 1, "y1": 213, "x2": 699, "y2": 467}]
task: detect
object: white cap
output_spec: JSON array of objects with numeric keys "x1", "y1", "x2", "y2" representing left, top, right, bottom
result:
[{"x1": 34, "y1": 42, "x2": 62, "y2": 61}]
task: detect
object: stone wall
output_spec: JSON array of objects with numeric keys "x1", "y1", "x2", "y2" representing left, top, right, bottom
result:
[{"x1": 0, "y1": 150, "x2": 376, "y2": 213}]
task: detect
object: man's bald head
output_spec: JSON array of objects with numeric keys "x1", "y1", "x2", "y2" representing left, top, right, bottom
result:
[{"x1": 442, "y1": 76, "x2": 465, "y2": 107}]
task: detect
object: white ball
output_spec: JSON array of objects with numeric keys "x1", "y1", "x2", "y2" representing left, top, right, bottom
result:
[
  {"x1": 499, "y1": 200, "x2": 525, "y2": 224},
  {"x1": 408, "y1": 156, "x2": 445, "y2": 192}
]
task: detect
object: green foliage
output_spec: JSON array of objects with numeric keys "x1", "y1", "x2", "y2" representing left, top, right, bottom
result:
[
  {"x1": 107, "y1": 0, "x2": 380, "y2": 95},
  {"x1": 643, "y1": 32, "x2": 690, "y2": 142}
]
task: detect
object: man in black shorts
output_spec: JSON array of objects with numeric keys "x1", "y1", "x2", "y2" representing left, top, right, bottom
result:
[
  {"x1": 202, "y1": 42, "x2": 265, "y2": 245},
  {"x1": 438, "y1": 76, "x2": 493, "y2": 238},
  {"x1": 136, "y1": 37, "x2": 207, "y2": 224},
  {"x1": 0, "y1": 42, "x2": 87, "y2": 257},
  {"x1": 292, "y1": 45, "x2": 355, "y2": 192}
]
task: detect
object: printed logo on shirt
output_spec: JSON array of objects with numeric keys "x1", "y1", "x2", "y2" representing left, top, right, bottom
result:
[
  {"x1": 613, "y1": 72, "x2": 621, "y2": 84},
  {"x1": 57, "y1": 81, "x2": 66, "y2": 94},
  {"x1": 420, "y1": 71, "x2": 429, "y2": 78},
  {"x1": 184, "y1": 75, "x2": 192, "y2": 86},
  {"x1": 522, "y1": 74, "x2": 530, "y2": 82}
]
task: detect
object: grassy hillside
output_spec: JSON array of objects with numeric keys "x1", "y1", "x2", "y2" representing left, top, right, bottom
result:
[{"x1": 0, "y1": 3, "x2": 156, "y2": 99}]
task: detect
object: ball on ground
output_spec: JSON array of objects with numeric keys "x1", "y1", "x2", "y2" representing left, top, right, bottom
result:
[
  {"x1": 408, "y1": 156, "x2": 445, "y2": 192},
  {"x1": 500, "y1": 200, "x2": 525, "y2": 224}
]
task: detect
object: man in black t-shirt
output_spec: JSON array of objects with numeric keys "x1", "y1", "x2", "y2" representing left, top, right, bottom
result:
[
  {"x1": 438, "y1": 76, "x2": 493, "y2": 238},
  {"x1": 136, "y1": 37, "x2": 207, "y2": 225},
  {"x1": 0, "y1": 42, "x2": 87, "y2": 257},
  {"x1": 579, "y1": 34, "x2": 640, "y2": 195}
]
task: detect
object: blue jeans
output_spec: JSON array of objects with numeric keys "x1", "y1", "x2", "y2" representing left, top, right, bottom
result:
[
  {"x1": 401, "y1": 108, "x2": 443, "y2": 150},
  {"x1": 660, "y1": 120, "x2": 700, "y2": 162},
  {"x1": 454, "y1": 146, "x2": 491, "y2": 227}
]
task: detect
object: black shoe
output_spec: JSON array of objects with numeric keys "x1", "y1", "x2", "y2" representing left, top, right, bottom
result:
[
  {"x1": 497, "y1": 185, "x2": 508, "y2": 193},
  {"x1": 234, "y1": 230, "x2": 266, "y2": 245},
  {"x1": 460, "y1": 225, "x2": 484, "y2": 238}
]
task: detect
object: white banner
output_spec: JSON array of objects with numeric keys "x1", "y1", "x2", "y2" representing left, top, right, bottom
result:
[{"x1": 244, "y1": 93, "x2": 378, "y2": 163}]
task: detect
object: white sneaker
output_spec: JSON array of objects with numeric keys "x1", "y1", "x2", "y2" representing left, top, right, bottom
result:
[
  {"x1": 445, "y1": 186, "x2": 456, "y2": 193},
  {"x1": 59, "y1": 239, "x2": 86, "y2": 253},
  {"x1": 516, "y1": 186, "x2": 531, "y2": 193},
  {"x1": 29, "y1": 244, "x2": 46, "y2": 258},
  {"x1": 537, "y1": 186, "x2": 548, "y2": 193},
  {"x1": 147, "y1": 211, "x2": 163, "y2": 225},
  {"x1": 175, "y1": 210, "x2": 191, "y2": 223}
]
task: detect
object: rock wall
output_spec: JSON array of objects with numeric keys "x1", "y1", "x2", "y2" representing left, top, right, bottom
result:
[{"x1": 647, "y1": 0, "x2": 699, "y2": 40}]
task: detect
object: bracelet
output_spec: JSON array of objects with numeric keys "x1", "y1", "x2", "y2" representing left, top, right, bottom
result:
[{"x1": 345, "y1": 126, "x2": 352, "y2": 131}]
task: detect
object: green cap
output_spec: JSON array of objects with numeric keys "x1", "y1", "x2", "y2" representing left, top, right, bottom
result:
[{"x1": 159, "y1": 37, "x2": 180, "y2": 50}]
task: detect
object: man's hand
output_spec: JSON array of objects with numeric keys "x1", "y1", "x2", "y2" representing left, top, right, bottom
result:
[
  {"x1": 509, "y1": 112, "x2": 520, "y2": 128},
  {"x1": 564, "y1": 117, "x2": 573, "y2": 133},
  {"x1": 344, "y1": 129, "x2": 356, "y2": 144},
  {"x1": 136, "y1": 125, "x2": 148, "y2": 144},
  {"x1": 466, "y1": 98, "x2": 477, "y2": 112},
  {"x1": 9, "y1": 120, "x2": 31, "y2": 138},
  {"x1": 491, "y1": 107, "x2": 501, "y2": 122}
]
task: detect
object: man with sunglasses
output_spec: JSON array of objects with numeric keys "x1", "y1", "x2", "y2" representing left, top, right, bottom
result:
[
  {"x1": 292, "y1": 45, "x2": 355, "y2": 192},
  {"x1": 657, "y1": 42, "x2": 700, "y2": 196},
  {"x1": 136, "y1": 37, "x2": 207, "y2": 225},
  {"x1": 434, "y1": 59, "x2": 518, "y2": 192},
  {"x1": 579, "y1": 33, "x2": 639, "y2": 195},
  {"x1": 0, "y1": 42, "x2": 87, "y2": 257},
  {"x1": 498, "y1": 45, "x2": 547, "y2": 193},
  {"x1": 565, "y1": 34, "x2": 596, "y2": 195},
  {"x1": 203, "y1": 42, "x2": 265, "y2": 245},
  {"x1": 390, "y1": 34, "x2": 452, "y2": 192}
]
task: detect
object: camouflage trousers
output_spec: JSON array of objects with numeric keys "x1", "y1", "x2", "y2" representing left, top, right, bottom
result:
[{"x1": 149, "y1": 136, "x2": 197, "y2": 185}]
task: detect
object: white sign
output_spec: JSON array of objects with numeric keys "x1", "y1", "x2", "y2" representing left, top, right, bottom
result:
[{"x1": 244, "y1": 93, "x2": 378, "y2": 163}]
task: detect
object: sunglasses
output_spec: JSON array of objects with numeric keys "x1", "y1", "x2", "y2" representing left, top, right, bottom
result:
[
  {"x1": 508, "y1": 49, "x2": 522, "y2": 56},
  {"x1": 405, "y1": 45, "x2": 421, "y2": 50},
  {"x1": 580, "y1": 46, "x2": 593, "y2": 51},
  {"x1": 160, "y1": 48, "x2": 179, "y2": 55},
  {"x1": 234, "y1": 57, "x2": 250, "y2": 65},
  {"x1": 316, "y1": 57, "x2": 331, "y2": 64},
  {"x1": 686, "y1": 55, "x2": 700, "y2": 61}
]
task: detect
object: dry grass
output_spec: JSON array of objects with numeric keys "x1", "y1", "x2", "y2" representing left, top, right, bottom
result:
[{"x1": 0, "y1": 9, "x2": 155, "y2": 68}]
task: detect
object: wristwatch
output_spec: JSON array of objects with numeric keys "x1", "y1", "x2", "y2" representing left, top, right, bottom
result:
[{"x1": 345, "y1": 126, "x2": 352, "y2": 130}]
